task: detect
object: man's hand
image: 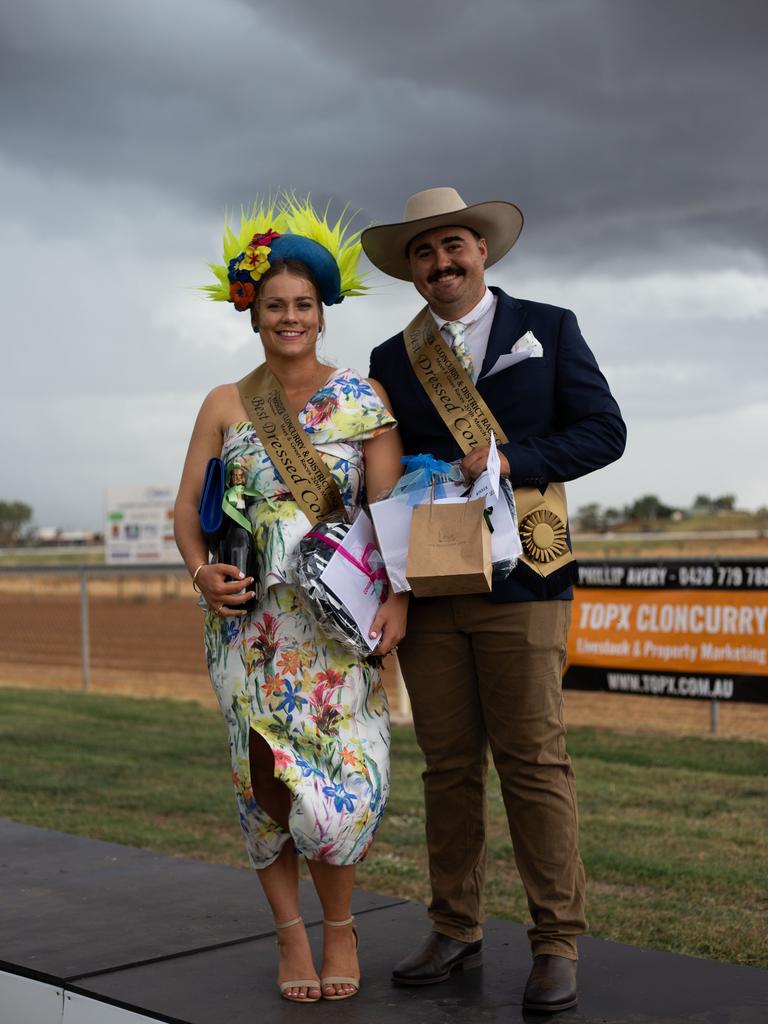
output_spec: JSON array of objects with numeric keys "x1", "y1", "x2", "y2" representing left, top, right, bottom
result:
[{"x1": 460, "y1": 445, "x2": 510, "y2": 483}]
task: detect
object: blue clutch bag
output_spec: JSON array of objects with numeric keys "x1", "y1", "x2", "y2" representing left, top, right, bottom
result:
[{"x1": 198, "y1": 457, "x2": 226, "y2": 543}]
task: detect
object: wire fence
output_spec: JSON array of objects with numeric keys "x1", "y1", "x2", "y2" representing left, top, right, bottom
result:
[
  {"x1": 2, "y1": 562, "x2": 766, "y2": 740},
  {"x1": 0, "y1": 564, "x2": 410, "y2": 717}
]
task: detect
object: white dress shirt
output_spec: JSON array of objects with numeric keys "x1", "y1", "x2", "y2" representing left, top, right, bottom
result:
[{"x1": 431, "y1": 288, "x2": 497, "y2": 382}]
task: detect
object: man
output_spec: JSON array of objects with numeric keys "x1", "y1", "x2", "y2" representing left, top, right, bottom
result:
[{"x1": 362, "y1": 188, "x2": 626, "y2": 1013}]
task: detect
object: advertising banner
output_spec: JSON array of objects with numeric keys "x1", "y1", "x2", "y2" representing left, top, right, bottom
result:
[
  {"x1": 565, "y1": 559, "x2": 768, "y2": 703},
  {"x1": 105, "y1": 486, "x2": 182, "y2": 565}
]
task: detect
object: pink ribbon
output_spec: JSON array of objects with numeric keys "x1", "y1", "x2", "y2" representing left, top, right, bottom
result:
[{"x1": 307, "y1": 533, "x2": 389, "y2": 600}]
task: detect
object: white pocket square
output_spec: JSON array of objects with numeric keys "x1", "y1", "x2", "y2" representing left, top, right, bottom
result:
[
  {"x1": 510, "y1": 331, "x2": 544, "y2": 357},
  {"x1": 482, "y1": 332, "x2": 543, "y2": 379}
]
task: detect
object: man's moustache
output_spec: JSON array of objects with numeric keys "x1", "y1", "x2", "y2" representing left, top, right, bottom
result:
[{"x1": 427, "y1": 267, "x2": 465, "y2": 284}]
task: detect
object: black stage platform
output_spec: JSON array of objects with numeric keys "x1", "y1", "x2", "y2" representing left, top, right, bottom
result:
[{"x1": 2, "y1": 819, "x2": 767, "y2": 1023}]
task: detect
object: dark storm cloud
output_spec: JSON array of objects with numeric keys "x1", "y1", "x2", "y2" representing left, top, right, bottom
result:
[
  {"x1": 2, "y1": 1, "x2": 767, "y2": 527},
  {"x1": 263, "y1": 0, "x2": 768, "y2": 259},
  {"x1": 1, "y1": 0, "x2": 766, "y2": 267}
]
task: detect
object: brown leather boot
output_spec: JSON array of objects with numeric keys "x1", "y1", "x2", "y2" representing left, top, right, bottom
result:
[
  {"x1": 392, "y1": 932, "x2": 483, "y2": 986},
  {"x1": 522, "y1": 954, "x2": 578, "y2": 1012}
]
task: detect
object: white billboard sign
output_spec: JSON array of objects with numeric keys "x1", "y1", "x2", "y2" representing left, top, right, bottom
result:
[{"x1": 105, "y1": 486, "x2": 183, "y2": 565}]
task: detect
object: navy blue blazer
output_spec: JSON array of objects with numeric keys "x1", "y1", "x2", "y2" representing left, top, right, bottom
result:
[{"x1": 368, "y1": 286, "x2": 627, "y2": 602}]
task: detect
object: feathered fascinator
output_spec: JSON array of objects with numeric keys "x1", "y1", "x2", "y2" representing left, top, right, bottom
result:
[{"x1": 202, "y1": 193, "x2": 368, "y2": 312}]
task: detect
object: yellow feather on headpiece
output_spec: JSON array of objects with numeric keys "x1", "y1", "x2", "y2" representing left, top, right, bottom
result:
[
  {"x1": 280, "y1": 193, "x2": 368, "y2": 300},
  {"x1": 201, "y1": 197, "x2": 289, "y2": 303},
  {"x1": 202, "y1": 192, "x2": 368, "y2": 307}
]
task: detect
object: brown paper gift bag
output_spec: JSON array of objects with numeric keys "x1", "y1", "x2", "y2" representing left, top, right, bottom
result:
[{"x1": 406, "y1": 497, "x2": 492, "y2": 598}]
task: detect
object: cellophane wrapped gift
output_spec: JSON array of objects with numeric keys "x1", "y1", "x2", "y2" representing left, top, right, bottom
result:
[
  {"x1": 388, "y1": 453, "x2": 465, "y2": 503},
  {"x1": 485, "y1": 476, "x2": 520, "y2": 585},
  {"x1": 293, "y1": 519, "x2": 388, "y2": 657}
]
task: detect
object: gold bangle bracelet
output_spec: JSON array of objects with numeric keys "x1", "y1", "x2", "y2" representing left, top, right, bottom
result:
[{"x1": 191, "y1": 562, "x2": 208, "y2": 594}]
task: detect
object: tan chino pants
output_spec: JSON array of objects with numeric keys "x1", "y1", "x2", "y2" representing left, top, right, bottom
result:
[{"x1": 397, "y1": 596, "x2": 587, "y2": 959}]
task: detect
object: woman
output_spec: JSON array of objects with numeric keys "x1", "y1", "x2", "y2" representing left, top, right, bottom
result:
[{"x1": 174, "y1": 197, "x2": 407, "y2": 1003}]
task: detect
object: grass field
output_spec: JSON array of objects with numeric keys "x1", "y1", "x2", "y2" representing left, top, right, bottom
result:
[{"x1": 1, "y1": 687, "x2": 766, "y2": 969}]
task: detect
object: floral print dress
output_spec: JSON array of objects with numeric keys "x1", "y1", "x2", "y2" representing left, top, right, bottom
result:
[{"x1": 205, "y1": 368, "x2": 396, "y2": 869}]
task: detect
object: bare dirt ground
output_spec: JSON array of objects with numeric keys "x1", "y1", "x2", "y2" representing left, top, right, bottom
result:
[
  {"x1": 0, "y1": 585, "x2": 409, "y2": 718},
  {"x1": 573, "y1": 536, "x2": 768, "y2": 560},
  {"x1": 1, "y1": 574, "x2": 766, "y2": 740},
  {"x1": 561, "y1": 689, "x2": 767, "y2": 740}
]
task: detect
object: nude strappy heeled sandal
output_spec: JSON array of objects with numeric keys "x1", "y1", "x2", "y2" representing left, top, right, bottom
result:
[
  {"x1": 321, "y1": 916, "x2": 360, "y2": 1001},
  {"x1": 275, "y1": 917, "x2": 321, "y2": 1003}
]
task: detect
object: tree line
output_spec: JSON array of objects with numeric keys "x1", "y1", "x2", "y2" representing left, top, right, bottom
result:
[
  {"x1": 574, "y1": 493, "x2": 759, "y2": 532},
  {"x1": 2, "y1": 493, "x2": 763, "y2": 547},
  {"x1": 0, "y1": 501, "x2": 32, "y2": 546}
]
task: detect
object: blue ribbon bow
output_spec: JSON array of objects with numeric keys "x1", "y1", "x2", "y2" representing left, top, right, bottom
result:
[{"x1": 390, "y1": 453, "x2": 465, "y2": 504}]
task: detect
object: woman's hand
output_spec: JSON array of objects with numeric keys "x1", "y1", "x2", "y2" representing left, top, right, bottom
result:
[
  {"x1": 195, "y1": 563, "x2": 256, "y2": 617},
  {"x1": 368, "y1": 590, "x2": 408, "y2": 656}
]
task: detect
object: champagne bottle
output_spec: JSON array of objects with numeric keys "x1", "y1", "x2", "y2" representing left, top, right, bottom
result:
[{"x1": 217, "y1": 515, "x2": 258, "y2": 612}]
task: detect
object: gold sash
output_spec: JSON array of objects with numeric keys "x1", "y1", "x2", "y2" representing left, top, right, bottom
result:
[
  {"x1": 238, "y1": 364, "x2": 346, "y2": 524},
  {"x1": 403, "y1": 307, "x2": 574, "y2": 582},
  {"x1": 403, "y1": 307, "x2": 508, "y2": 449}
]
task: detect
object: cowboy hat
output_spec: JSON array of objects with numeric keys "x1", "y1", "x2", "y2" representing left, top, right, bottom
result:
[{"x1": 360, "y1": 187, "x2": 523, "y2": 281}]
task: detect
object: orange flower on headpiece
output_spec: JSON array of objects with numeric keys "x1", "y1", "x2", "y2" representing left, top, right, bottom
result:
[{"x1": 229, "y1": 280, "x2": 256, "y2": 310}]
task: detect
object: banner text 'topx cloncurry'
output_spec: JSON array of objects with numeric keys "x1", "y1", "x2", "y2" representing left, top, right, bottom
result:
[{"x1": 565, "y1": 559, "x2": 768, "y2": 703}]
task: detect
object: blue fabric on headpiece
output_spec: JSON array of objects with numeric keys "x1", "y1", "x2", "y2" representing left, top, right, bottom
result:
[{"x1": 269, "y1": 235, "x2": 343, "y2": 306}]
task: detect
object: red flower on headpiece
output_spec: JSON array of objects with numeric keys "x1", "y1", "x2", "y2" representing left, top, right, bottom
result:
[
  {"x1": 230, "y1": 280, "x2": 256, "y2": 311},
  {"x1": 250, "y1": 229, "x2": 282, "y2": 249}
]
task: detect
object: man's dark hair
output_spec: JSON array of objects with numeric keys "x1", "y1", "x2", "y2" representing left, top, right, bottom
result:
[{"x1": 405, "y1": 225, "x2": 482, "y2": 259}]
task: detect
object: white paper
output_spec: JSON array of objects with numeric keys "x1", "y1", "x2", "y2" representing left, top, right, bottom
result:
[
  {"x1": 319, "y1": 511, "x2": 383, "y2": 651},
  {"x1": 468, "y1": 474, "x2": 523, "y2": 564},
  {"x1": 486, "y1": 431, "x2": 500, "y2": 497},
  {"x1": 369, "y1": 496, "x2": 415, "y2": 593},
  {"x1": 468, "y1": 470, "x2": 495, "y2": 502},
  {"x1": 487, "y1": 489, "x2": 522, "y2": 563}
]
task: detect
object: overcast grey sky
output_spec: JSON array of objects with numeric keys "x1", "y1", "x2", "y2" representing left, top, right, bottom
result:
[{"x1": 1, "y1": 0, "x2": 766, "y2": 530}]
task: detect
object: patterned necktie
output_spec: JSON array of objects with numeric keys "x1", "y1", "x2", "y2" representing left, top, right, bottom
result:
[{"x1": 443, "y1": 320, "x2": 474, "y2": 377}]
